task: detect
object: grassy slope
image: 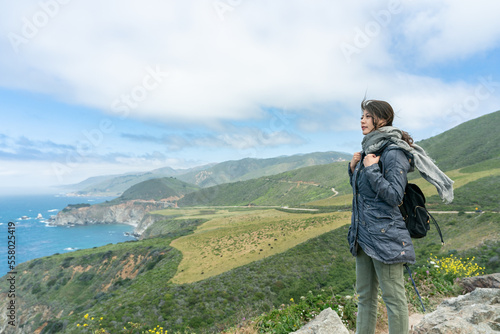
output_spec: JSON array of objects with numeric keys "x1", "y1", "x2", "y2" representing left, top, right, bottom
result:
[
  {"x1": 417, "y1": 110, "x2": 500, "y2": 171},
  {"x1": 309, "y1": 164, "x2": 500, "y2": 211},
  {"x1": 1, "y1": 237, "x2": 183, "y2": 333},
  {"x1": 168, "y1": 209, "x2": 351, "y2": 283},
  {"x1": 117, "y1": 177, "x2": 199, "y2": 201}
]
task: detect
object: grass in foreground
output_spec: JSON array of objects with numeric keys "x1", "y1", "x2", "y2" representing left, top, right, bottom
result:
[
  {"x1": 75, "y1": 252, "x2": 485, "y2": 334},
  {"x1": 220, "y1": 253, "x2": 487, "y2": 334}
]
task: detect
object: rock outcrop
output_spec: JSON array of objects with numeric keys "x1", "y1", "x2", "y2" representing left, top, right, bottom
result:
[
  {"x1": 412, "y1": 288, "x2": 500, "y2": 333},
  {"x1": 459, "y1": 273, "x2": 500, "y2": 293},
  {"x1": 291, "y1": 308, "x2": 350, "y2": 334},
  {"x1": 50, "y1": 200, "x2": 175, "y2": 233}
]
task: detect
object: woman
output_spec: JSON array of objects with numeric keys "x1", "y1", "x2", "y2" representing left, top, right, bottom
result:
[{"x1": 348, "y1": 99, "x2": 453, "y2": 334}]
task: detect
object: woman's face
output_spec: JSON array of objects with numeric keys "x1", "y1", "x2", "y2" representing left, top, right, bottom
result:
[{"x1": 361, "y1": 110, "x2": 375, "y2": 135}]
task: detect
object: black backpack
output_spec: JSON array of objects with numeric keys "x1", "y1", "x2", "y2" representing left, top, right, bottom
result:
[{"x1": 399, "y1": 182, "x2": 444, "y2": 244}]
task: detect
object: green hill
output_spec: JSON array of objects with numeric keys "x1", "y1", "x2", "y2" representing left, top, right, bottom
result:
[
  {"x1": 418, "y1": 110, "x2": 500, "y2": 171},
  {"x1": 116, "y1": 177, "x2": 199, "y2": 202},
  {"x1": 177, "y1": 161, "x2": 350, "y2": 207}
]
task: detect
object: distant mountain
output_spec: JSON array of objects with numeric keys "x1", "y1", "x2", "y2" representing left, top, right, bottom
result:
[
  {"x1": 418, "y1": 110, "x2": 500, "y2": 171},
  {"x1": 65, "y1": 164, "x2": 212, "y2": 197},
  {"x1": 175, "y1": 151, "x2": 351, "y2": 188},
  {"x1": 67, "y1": 151, "x2": 350, "y2": 196}
]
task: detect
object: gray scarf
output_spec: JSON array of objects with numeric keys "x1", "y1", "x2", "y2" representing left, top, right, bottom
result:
[{"x1": 362, "y1": 126, "x2": 454, "y2": 204}]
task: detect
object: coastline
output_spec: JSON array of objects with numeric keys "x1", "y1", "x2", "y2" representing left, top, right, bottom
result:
[{"x1": 0, "y1": 194, "x2": 136, "y2": 273}]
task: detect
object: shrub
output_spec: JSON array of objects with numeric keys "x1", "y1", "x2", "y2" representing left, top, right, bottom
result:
[
  {"x1": 405, "y1": 254, "x2": 485, "y2": 311},
  {"x1": 256, "y1": 290, "x2": 357, "y2": 333}
]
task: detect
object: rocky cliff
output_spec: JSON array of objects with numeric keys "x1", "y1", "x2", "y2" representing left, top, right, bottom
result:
[
  {"x1": 412, "y1": 287, "x2": 500, "y2": 333},
  {"x1": 50, "y1": 200, "x2": 175, "y2": 234},
  {"x1": 293, "y1": 273, "x2": 500, "y2": 334}
]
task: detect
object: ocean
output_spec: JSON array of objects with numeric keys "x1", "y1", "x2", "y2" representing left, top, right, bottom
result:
[{"x1": 0, "y1": 194, "x2": 135, "y2": 276}]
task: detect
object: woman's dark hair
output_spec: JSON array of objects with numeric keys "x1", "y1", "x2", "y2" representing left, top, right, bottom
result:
[{"x1": 361, "y1": 99, "x2": 414, "y2": 146}]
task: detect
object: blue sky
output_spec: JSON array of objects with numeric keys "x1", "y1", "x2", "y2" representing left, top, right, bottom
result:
[{"x1": 1, "y1": 0, "x2": 500, "y2": 194}]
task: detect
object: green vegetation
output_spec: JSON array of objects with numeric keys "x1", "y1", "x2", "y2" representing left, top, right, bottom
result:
[
  {"x1": 178, "y1": 162, "x2": 350, "y2": 207},
  {"x1": 256, "y1": 291, "x2": 358, "y2": 333},
  {"x1": 418, "y1": 110, "x2": 500, "y2": 171},
  {"x1": 251, "y1": 250, "x2": 486, "y2": 334},
  {"x1": 62, "y1": 203, "x2": 91, "y2": 212},
  {"x1": 168, "y1": 209, "x2": 350, "y2": 283},
  {"x1": 459, "y1": 157, "x2": 500, "y2": 173},
  {"x1": 140, "y1": 215, "x2": 207, "y2": 239},
  {"x1": 99, "y1": 177, "x2": 199, "y2": 205},
  {"x1": 427, "y1": 174, "x2": 500, "y2": 211},
  {"x1": 5, "y1": 236, "x2": 182, "y2": 333},
  {"x1": 404, "y1": 253, "x2": 485, "y2": 313},
  {"x1": 35, "y1": 224, "x2": 356, "y2": 333}
]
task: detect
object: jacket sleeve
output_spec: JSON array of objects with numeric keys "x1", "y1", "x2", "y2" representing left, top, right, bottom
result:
[
  {"x1": 363, "y1": 149, "x2": 410, "y2": 207},
  {"x1": 348, "y1": 162, "x2": 355, "y2": 187}
]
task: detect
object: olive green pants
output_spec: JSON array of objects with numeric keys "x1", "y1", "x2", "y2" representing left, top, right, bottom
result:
[{"x1": 355, "y1": 248, "x2": 409, "y2": 334}]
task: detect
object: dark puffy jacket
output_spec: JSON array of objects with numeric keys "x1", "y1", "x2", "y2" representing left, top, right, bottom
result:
[{"x1": 348, "y1": 145, "x2": 416, "y2": 264}]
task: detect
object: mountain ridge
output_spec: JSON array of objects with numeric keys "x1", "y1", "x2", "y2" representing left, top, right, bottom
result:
[{"x1": 65, "y1": 151, "x2": 351, "y2": 196}]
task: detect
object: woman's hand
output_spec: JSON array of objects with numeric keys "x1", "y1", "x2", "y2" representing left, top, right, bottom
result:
[
  {"x1": 350, "y1": 152, "x2": 362, "y2": 173},
  {"x1": 363, "y1": 154, "x2": 380, "y2": 167}
]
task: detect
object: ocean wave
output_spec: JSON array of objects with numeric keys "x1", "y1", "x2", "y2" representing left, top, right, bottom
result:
[
  {"x1": 47, "y1": 209, "x2": 59, "y2": 212},
  {"x1": 64, "y1": 247, "x2": 78, "y2": 251}
]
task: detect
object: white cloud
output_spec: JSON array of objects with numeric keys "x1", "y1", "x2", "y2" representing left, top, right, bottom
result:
[
  {"x1": 400, "y1": 0, "x2": 500, "y2": 64},
  {"x1": 0, "y1": 0, "x2": 499, "y2": 130},
  {"x1": 122, "y1": 127, "x2": 305, "y2": 151}
]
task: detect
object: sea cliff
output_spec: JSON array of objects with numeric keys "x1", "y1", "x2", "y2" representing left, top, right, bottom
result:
[{"x1": 50, "y1": 200, "x2": 175, "y2": 234}]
